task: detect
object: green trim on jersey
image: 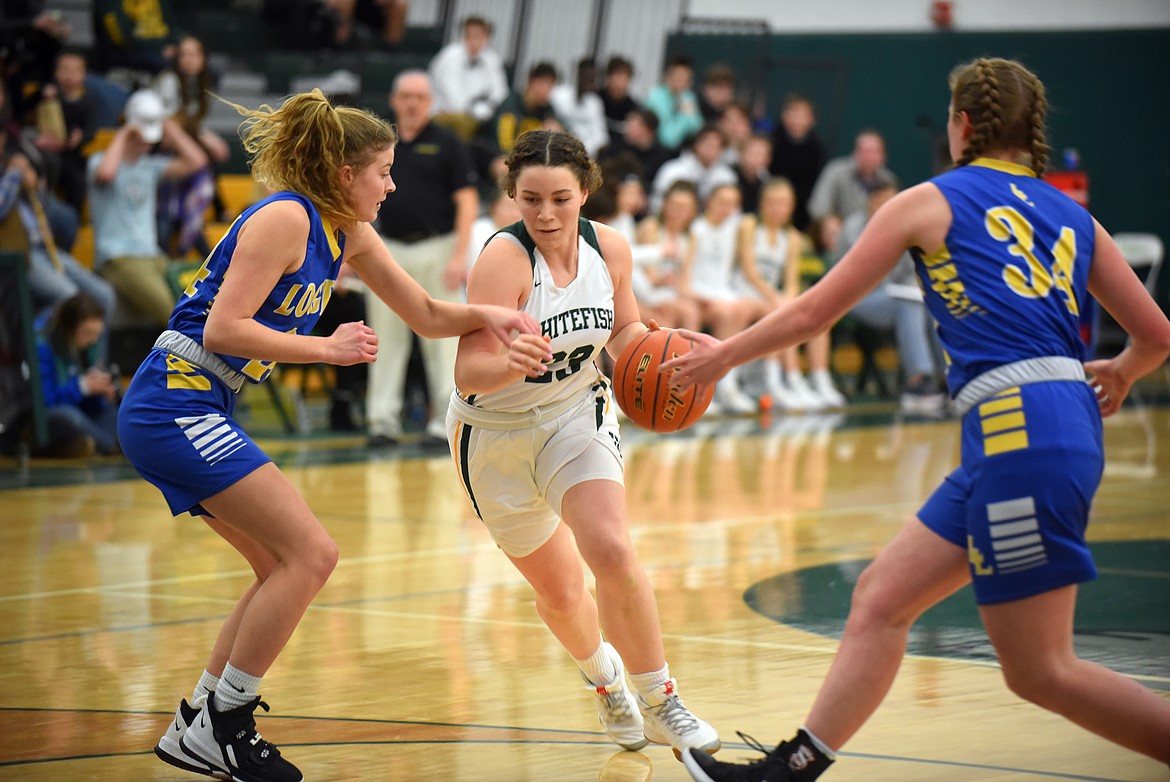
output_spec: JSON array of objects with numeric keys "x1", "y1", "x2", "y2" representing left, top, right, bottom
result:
[{"x1": 496, "y1": 218, "x2": 602, "y2": 270}]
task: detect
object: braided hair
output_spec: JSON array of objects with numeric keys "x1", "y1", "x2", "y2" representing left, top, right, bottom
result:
[{"x1": 949, "y1": 58, "x2": 1050, "y2": 175}]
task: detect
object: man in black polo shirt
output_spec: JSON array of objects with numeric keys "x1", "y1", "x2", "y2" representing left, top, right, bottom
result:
[{"x1": 366, "y1": 70, "x2": 479, "y2": 447}]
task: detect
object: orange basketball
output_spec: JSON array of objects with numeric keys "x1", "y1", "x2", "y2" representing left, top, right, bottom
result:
[{"x1": 612, "y1": 328, "x2": 715, "y2": 433}]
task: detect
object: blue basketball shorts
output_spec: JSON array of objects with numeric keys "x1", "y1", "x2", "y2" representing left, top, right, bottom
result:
[
  {"x1": 117, "y1": 349, "x2": 272, "y2": 517},
  {"x1": 918, "y1": 380, "x2": 1103, "y2": 605}
]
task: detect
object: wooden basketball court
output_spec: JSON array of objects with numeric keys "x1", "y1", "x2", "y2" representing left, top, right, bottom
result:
[{"x1": 1, "y1": 389, "x2": 1168, "y2": 781}]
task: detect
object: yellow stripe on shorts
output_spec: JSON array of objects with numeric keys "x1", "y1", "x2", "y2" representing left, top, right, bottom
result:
[{"x1": 980, "y1": 389, "x2": 1028, "y2": 456}]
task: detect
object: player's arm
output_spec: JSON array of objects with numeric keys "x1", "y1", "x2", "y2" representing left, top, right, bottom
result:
[
  {"x1": 203, "y1": 200, "x2": 377, "y2": 366},
  {"x1": 453, "y1": 236, "x2": 552, "y2": 394},
  {"x1": 664, "y1": 182, "x2": 947, "y2": 386},
  {"x1": 345, "y1": 221, "x2": 538, "y2": 344},
  {"x1": 1083, "y1": 220, "x2": 1170, "y2": 416},
  {"x1": 596, "y1": 221, "x2": 650, "y2": 359}
]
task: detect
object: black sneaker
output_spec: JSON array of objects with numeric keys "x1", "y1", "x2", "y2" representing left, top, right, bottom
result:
[
  {"x1": 181, "y1": 695, "x2": 302, "y2": 782},
  {"x1": 683, "y1": 730, "x2": 832, "y2": 782}
]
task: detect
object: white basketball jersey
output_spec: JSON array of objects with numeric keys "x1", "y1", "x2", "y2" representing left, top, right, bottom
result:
[
  {"x1": 752, "y1": 224, "x2": 790, "y2": 288},
  {"x1": 461, "y1": 218, "x2": 614, "y2": 414},
  {"x1": 690, "y1": 214, "x2": 740, "y2": 298}
]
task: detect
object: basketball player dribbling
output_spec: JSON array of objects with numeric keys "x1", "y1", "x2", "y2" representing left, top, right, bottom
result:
[{"x1": 447, "y1": 129, "x2": 721, "y2": 760}]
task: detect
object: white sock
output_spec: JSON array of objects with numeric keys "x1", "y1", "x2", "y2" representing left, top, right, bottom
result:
[
  {"x1": 800, "y1": 724, "x2": 837, "y2": 760},
  {"x1": 575, "y1": 641, "x2": 620, "y2": 686},
  {"x1": 192, "y1": 670, "x2": 219, "y2": 709},
  {"x1": 629, "y1": 664, "x2": 671, "y2": 697},
  {"x1": 215, "y1": 663, "x2": 262, "y2": 711}
]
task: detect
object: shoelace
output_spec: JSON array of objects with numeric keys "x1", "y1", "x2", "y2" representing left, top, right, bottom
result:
[
  {"x1": 594, "y1": 684, "x2": 635, "y2": 720},
  {"x1": 736, "y1": 731, "x2": 788, "y2": 768},
  {"x1": 234, "y1": 699, "x2": 284, "y2": 763},
  {"x1": 647, "y1": 694, "x2": 700, "y2": 735}
]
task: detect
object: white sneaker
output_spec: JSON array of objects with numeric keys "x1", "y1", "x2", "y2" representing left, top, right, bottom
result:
[
  {"x1": 785, "y1": 373, "x2": 828, "y2": 411},
  {"x1": 714, "y1": 380, "x2": 757, "y2": 416},
  {"x1": 810, "y1": 372, "x2": 847, "y2": 408},
  {"x1": 584, "y1": 647, "x2": 649, "y2": 751},
  {"x1": 154, "y1": 699, "x2": 218, "y2": 777},
  {"x1": 637, "y1": 678, "x2": 720, "y2": 760},
  {"x1": 181, "y1": 696, "x2": 303, "y2": 782}
]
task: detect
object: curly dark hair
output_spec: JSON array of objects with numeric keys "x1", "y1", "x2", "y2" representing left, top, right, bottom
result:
[{"x1": 498, "y1": 130, "x2": 603, "y2": 197}]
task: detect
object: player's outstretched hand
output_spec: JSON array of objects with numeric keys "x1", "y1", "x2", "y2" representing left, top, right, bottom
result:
[
  {"x1": 479, "y1": 304, "x2": 542, "y2": 346},
  {"x1": 327, "y1": 321, "x2": 379, "y2": 365},
  {"x1": 509, "y1": 333, "x2": 553, "y2": 379},
  {"x1": 658, "y1": 329, "x2": 726, "y2": 389}
]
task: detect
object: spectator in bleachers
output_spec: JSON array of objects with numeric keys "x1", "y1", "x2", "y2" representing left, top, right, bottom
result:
[
  {"x1": 611, "y1": 174, "x2": 646, "y2": 241},
  {"x1": 550, "y1": 57, "x2": 609, "y2": 157},
  {"x1": 735, "y1": 177, "x2": 844, "y2": 409},
  {"x1": 807, "y1": 127, "x2": 895, "y2": 240},
  {"x1": 732, "y1": 131, "x2": 771, "y2": 215},
  {"x1": 428, "y1": 15, "x2": 509, "y2": 141},
  {"x1": 717, "y1": 101, "x2": 753, "y2": 166},
  {"x1": 833, "y1": 175, "x2": 944, "y2": 414},
  {"x1": 597, "y1": 55, "x2": 639, "y2": 138},
  {"x1": 597, "y1": 108, "x2": 673, "y2": 197},
  {"x1": 697, "y1": 63, "x2": 736, "y2": 123},
  {"x1": 0, "y1": 2, "x2": 70, "y2": 118},
  {"x1": 472, "y1": 61, "x2": 561, "y2": 192},
  {"x1": 631, "y1": 179, "x2": 701, "y2": 332},
  {"x1": 648, "y1": 123, "x2": 736, "y2": 213},
  {"x1": 768, "y1": 93, "x2": 826, "y2": 233},
  {"x1": 0, "y1": 135, "x2": 116, "y2": 339},
  {"x1": 154, "y1": 35, "x2": 231, "y2": 208},
  {"x1": 365, "y1": 70, "x2": 478, "y2": 448},
  {"x1": 34, "y1": 48, "x2": 96, "y2": 216},
  {"x1": 87, "y1": 88, "x2": 207, "y2": 325},
  {"x1": 91, "y1": 0, "x2": 179, "y2": 76},
  {"x1": 153, "y1": 35, "x2": 228, "y2": 254},
  {"x1": 35, "y1": 292, "x2": 120, "y2": 456},
  {"x1": 644, "y1": 53, "x2": 703, "y2": 152},
  {"x1": 263, "y1": 0, "x2": 367, "y2": 50},
  {"x1": 686, "y1": 182, "x2": 757, "y2": 414},
  {"x1": 0, "y1": 75, "x2": 79, "y2": 252},
  {"x1": 351, "y1": 0, "x2": 409, "y2": 49}
]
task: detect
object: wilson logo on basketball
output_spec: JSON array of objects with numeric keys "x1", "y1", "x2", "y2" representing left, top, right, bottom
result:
[
  {"x1": 660, "y1": 364, "x2": 686, "y2": 422},
  {"x1": 613, "y1": 328, "x2": 713, "y2": 433}
]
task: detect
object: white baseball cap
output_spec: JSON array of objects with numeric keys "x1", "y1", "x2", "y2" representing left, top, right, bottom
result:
[{"x1": 125, "y1": 89, "x2": 166, "y2": 143}]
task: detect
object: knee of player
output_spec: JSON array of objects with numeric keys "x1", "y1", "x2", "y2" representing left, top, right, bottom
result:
[
  {"x1": 846, "y1": 566, "x2": 915, "y2": 630},
  {"x1": 303, "y1": 535, "x2": 340, "y2": 585},
  {"x1": 581, "y1": 533, "x2": 640, "y2": 581},
  {"x1": 535, "y1": 577, "x2": 589, "y2": 615},
  {"x1": 998, "y1": 656, "x2": 1066, "y2": 706}
]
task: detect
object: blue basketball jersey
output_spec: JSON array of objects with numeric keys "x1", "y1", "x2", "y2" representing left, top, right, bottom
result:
[
  {"x1": 913, "y1": 159, "x2": 1096, "y2": 396},
  {"x1": 168, "y1": 191, "x2": 346, "y2": 384}
]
